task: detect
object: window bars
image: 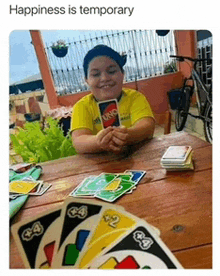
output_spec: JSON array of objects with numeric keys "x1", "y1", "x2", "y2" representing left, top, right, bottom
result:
[
  {"x1": 45, "y1": 30, "x2": 176, "y2": 95},
  {"x1": 197, "y1": 36, "x2": 212, "y2": 86}
]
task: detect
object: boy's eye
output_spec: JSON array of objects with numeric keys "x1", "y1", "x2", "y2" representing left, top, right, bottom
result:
[
  {"x1": 91, "y1": 72, "x2": 100, "y2": 77},
  {"x1": 89, "y1": 68, "x2": 118, "y2": 77},
  {"x1": 108, "y1": 70, "x2": 117, "y2": 75}
]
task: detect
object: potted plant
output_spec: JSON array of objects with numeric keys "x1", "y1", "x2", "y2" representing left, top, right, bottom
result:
[
  {"x1": 163, "y1": 61, "x2": 177, "y2": 74},
  {"x1": 51, "y1": 39, "x2": 68, "y2": 58}
]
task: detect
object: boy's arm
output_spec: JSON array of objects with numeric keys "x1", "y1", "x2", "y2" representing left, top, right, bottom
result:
[
  {"x1": 112, "y1": 117, "x2": 155, "y2": 147},
  {"x1": 127, "y1": 117, "x2": 155, "y2": 143},
  {"x1": 71, "y1": 127, "x2": 121, "y2": 154}
]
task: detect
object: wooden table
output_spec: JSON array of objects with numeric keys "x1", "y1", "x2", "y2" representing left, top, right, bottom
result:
[{"x1": 10, "y1": 132, "x2": 212, "y2": 269}]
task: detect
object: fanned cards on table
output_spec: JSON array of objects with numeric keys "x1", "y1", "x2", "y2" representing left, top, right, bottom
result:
[
  {"x1": 69, "y1": 170, "x2": 146, "y2": 202},
  {"x1": 9, "y1": 177, "x2": 52, "y2": 200},
  {"x1": 11, "y1": 198, "x2": 183, "y2": 269},
  {"x1": 160, "y1": 146, "x2": 194, "y2": 171}
]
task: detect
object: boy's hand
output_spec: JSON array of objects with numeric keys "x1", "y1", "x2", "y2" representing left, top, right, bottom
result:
[
  {"x1": 110, "y1": 126, "x2": 129, "y2": 153},
  {"x1": 95, "y1": 127, "x2": 114, "y2": 151}
]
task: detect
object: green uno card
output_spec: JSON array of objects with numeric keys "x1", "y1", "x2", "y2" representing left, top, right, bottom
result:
[
  {"x1": 95, "y1": 179, "x2": 136, "y2": 202},
  {"x1": 115, "y1": 174, "x2": 132, "y2": 181},
  {"x1": 69, "y1": 176, "x2": 97, "y2": 197},
  {"x1": 81, "y1": 173, "x2": 117, "y2": 193}
]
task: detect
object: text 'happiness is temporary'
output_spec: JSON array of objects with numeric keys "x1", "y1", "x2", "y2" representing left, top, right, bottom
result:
[{"x1": 9, "y1": 5, "x2": 135, "y2": 17}]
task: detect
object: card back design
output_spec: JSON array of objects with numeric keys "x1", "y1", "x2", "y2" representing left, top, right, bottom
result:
[{"x1": 98, "y1": 99, "x2": 121, "y2": 128}]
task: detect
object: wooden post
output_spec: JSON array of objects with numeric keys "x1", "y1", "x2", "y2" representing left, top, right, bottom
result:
[{"x1": 30, "y1": 30, "x2": 59, "y2": 109}]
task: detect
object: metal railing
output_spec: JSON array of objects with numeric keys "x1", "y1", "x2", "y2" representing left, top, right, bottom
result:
[
  {"x1": 197, "y1": 36, "x2": 212, "y2": 85},
  {"x1": 45, "y1": 30, "x2": 176, "y2": 95}
]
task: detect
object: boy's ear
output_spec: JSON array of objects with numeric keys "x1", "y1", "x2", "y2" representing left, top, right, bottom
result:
[
  {"x1": 85, "y1": 78, "x2": 90, "y2": 88},
  {"x1": 122, "y1": 71, "x2": 125, "y2": 82}
]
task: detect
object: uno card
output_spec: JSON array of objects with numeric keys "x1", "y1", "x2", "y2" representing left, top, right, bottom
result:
[
  {"x1": 51, "y1": 198, "x2": 124, "y2": 268},
  {"x1": 80, "y1": 173, "x2": 117, "y2": 193},
  {"x1": 69, "y1": 176, "x2": 97, "y2": 198},
  {"x1": 98, "y1": 99, "x2": 121, "y2": 128},
  {"x1": 89, "y1": 220, "x2": 183, "y2": 269},
  {"x1": 10, "y1": 163, "x2": 35, "y2": 173},
  {"x1": 11, "y1": 206, "x2": 62, "y2": 268},
  {"x1": 30, "y1": 182, "x2": 52, "y2": 196},
  {"x1": 161, "y1": 146, "x2": 192, "y2": 164},
  {"x1": 95, "y1": 178, "x2": 136, "y2": 202},
  {"x1": 9, "y1": 180, "x2": 39, "y2": 194},
  {"x1": 124, "y1": 170, "x2": 146, "y2": 185},
  {"x1": 124, "y1": 170, "x2": 146, "y2": 194},
  {"x1": 77, "y1": 207, "x2": 139, "y2": 268},
  {"x1": 115, "y1": 173, "x2": 132, "y2": 181}
]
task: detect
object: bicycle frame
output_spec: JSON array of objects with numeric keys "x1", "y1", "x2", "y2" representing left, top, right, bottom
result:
[
  {"x1": 185, "y1": 64, "x2": 211, "y2": 118},
  {"x1": 170, "y1": 55, "x2": 212, "y2": 143}
]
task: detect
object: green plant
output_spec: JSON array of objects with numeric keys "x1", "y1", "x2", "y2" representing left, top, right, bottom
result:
[
  {"x1": 52, "y1": 39, "x2": 68, "y2": 49},
  {"x1": 10, "y1": 117, "x2": 76, "y2": 163},
  {"x1": 164, "y1": 61, "x2": 177, "y2": 74}
]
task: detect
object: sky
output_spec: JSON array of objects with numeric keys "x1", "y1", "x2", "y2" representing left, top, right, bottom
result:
[{"x1": 10, "y1": 30, "x2": 101, "y2": 84}]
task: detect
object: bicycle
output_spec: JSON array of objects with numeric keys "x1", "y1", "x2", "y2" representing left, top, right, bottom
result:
[{"x1": 170, "y1": 55, "x2": 212, "y2": 143}]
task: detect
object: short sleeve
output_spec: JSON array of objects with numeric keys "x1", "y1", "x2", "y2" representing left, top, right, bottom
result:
[
  {"x1": 130, "y1": 93, "x2": 154, "y2": 126},
  {"x1": 70, "y1": 100, "x2": 94, "y2": 132}
]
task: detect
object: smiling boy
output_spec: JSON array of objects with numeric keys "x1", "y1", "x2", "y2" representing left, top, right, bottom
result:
[{"x1": 71, "y1": 45, "x2": 155, "y2": 154}]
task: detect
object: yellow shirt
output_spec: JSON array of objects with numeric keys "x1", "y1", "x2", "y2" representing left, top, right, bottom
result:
[{"x1": 71, "y1": 88, "x2": 154, "y2": 135}]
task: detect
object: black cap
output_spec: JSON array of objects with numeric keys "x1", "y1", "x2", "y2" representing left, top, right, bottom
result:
[{"x1": 83, "y1": 44, "x2": 127, "y2": 79}]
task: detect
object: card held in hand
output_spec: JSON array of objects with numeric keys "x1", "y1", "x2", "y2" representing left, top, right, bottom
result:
[
  {"x1": 51, "y1": 198, "x2": 124, "y2": 268},
  {"x1": 98, "y1": 99, "x2": 121, "y2": 128},
  {"x1": 11, "y1": 206, "x2": 62, "y2": 268},
  {"x1": 89, "y1": 221, "x2": 183, "y2": 269}
]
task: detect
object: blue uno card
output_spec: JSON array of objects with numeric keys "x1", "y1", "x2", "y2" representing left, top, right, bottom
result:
[{"x1": 124, "y1": 170, "x2": 146, "y2": 185}]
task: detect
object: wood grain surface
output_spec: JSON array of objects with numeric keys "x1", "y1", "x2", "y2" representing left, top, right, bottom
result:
[{"x1": 9, "y1": 132, "x2": 212, "y2": 269}]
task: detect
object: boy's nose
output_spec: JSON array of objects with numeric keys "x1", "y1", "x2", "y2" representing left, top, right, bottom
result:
[{"x1": 100, "y1": 71, "x2": 111, "y2": 81}]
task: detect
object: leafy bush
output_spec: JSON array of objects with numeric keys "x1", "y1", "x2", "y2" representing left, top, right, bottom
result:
[
  {"x1": 10, "y1": 117, "x2": 76, "y2": 163},
  {"x1": 164, "y1": 61, "x2": 177, "y2": 74}
]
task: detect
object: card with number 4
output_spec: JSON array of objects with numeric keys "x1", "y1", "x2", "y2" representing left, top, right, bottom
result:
[
  {"x1": 11, "y1": 205, "x2": 62, "y2": 268},
  {"x1": 89, "y1": 220, "x2": 183, "y2": 269},
  {"x1": 51, "y1": 198, "x2": 125, "y2": 268}
]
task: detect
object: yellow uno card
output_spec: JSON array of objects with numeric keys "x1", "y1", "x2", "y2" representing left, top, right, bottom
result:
[
  {"x1": 9, "y1": 180, "x2": 39, "y2": 194},
  {"x1": 77, "y1": 208, "x2": 137, "y2": 268},
  {"x1": 104, "y1": 179, "x2": 121, "y2": 191}
]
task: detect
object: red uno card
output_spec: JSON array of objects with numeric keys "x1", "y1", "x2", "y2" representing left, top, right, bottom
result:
[{"x1": 98, "y1": 99, "x2": 121, "y2": 128}]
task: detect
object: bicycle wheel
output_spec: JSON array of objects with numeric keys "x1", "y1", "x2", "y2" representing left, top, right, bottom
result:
[
  {"x1": 175, "y1": 86, "x2": 192, "y2": 131},
  {"x1": 203, "y1": 103, "x2": 212, "y2": 143}
]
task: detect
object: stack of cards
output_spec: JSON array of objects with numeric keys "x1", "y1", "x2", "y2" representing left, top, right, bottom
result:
[
  {"x1": 11, "y1": 198, "x2": 183, "y2": 269},
  {"x1": 160, "y1": 146, "x2": 194, "y2": 171},
  {"x1": 9, "y1": 177, "x2": 51, "y2": 200},
  {"x1": 69, "y1": 170, "x2": 146, "y2": 202}
]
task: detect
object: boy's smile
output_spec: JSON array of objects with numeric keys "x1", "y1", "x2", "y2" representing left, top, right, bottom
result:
[{"x1": 86, "y1": 56, "x2": 124, "y2": 101}]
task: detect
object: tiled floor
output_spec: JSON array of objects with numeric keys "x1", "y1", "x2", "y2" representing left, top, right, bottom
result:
[
  {"x1": 154, "y1": 121, "x2": 206, "y2": 141},
  {"x1": 154, "y1": 108, "x2": 207, "y2": 142}
]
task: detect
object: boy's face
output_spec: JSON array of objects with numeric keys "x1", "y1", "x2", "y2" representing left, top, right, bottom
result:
[{"x1": 86, "y1": 56, "x2": 124, "y2": 101}]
